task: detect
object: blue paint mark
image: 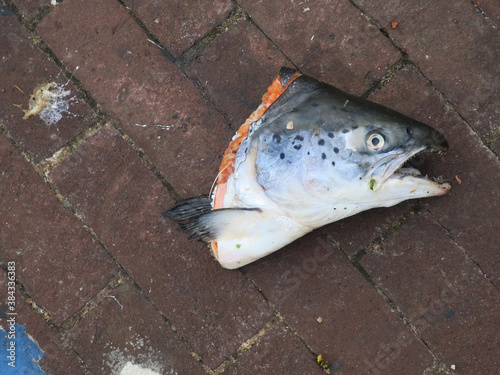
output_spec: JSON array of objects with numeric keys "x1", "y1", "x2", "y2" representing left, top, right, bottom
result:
[
  {"x1": 445, "y1": 310, "x2": 455, "y2": 320},
  {"x1": 1, "y1": 323, "x2": 45, "y2": 374},
  {"x1": 0, "y1": 6, "x2": 15, "y2": 15}
]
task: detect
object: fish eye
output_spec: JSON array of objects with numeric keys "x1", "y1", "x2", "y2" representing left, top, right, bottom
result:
[{"x1": 367, "y1": 133, "x2": 385, "y2": 151}]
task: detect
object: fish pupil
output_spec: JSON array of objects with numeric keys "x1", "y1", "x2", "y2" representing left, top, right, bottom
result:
[{"x1": 372, "y1": 138, "x2": 380, "y2": 146}]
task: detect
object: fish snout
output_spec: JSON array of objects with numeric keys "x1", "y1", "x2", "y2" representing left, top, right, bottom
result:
[{"x1": 408, "y1": 124, "x2": 448, "y2": 153}]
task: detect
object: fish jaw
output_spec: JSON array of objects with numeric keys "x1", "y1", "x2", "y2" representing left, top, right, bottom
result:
[{"x1": 367, "y1": 174, "x2": 451, "y2": 208}]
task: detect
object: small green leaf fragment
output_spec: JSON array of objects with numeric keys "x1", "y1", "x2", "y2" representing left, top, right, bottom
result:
[
  {"x1": 369, "y1": 179, "x2": 375, "y2": 190},
  {"x1": 236, "y1": 244, "x2": 241, "y2": 249},
  {"x1": 317, "y1": 354, "x2": 329, "y2": 369}
]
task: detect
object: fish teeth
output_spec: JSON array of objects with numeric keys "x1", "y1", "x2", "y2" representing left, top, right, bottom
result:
[{"x1": 396, "y1": 167, "x2": 421, "y2": 176}]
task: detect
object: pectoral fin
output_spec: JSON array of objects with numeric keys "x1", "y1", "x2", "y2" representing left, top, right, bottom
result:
[{"x1": 163, "y1": 195, "x2": 261, "y2": 242}]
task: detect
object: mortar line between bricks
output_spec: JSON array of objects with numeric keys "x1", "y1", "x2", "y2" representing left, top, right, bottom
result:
[
  {"x1": 0, "y1": 121, "x2": 37, "y2": 165},
  {"x1": 0, "y1": 261, "x2": 97, "y2": 373},
  {"x1": 470, "y1": 0, "x2": 500, "y2": 31},
  {"x1": 110, "y1": 123, "x2": 183, "y2": 201},
  {"x1": 117, "y1": 274, "x2": 215, "y2": 375},
  {"x1": 4, "y1": 0, "x2": 60, "y2": 29},
  {"x1": 360, "y1": 55, "x2": 409, "y2": 99},
  {"x1": 25, "y1": 3, "x2": 54, "y2": 29},
  {"x1": 347, "y1": 0, "x2": 408, "y2": 57},
  {"x1": 36, "y1": 121, "x2": 107, "y2": 173},
  {"x1": 409, "y1": 60, "x2": 499, "y2": 151},
  {"x1": 325, "y1": 235, "x2": 447, "y2": 368},
  {"x1": 234, "y1": 1, "x2": 301, "y2": 72},
  {"x1": 484, "y1": 126, "x2": 500, "y2": 152},
  {"x1": 176, "y1": 5, "x2": 248, "y2": 69},
  {"x1": 173, "y1": 5, "x2": 250, "y2": 127},
  {"x1": 0, "y1": 260, "x2": 58, "y2": 331},
  {"x1": 351, "y1": 200, "x2": 424, "y2": 263},
  {"x1": 114, "y1": 0, "x2": 176, "y2": 62},
  {"x1": 57, "y1": 273, "x2": 126, "y2": 333},
  {"x1": 240, "y1": 272, "x2": 336, "y2": 374},
  {"x1": 425, "y1": 207, "x2": 499, "y2": 290},
  {"x1": 212, "y1": 316, "x2": 283, "y2": 374}
]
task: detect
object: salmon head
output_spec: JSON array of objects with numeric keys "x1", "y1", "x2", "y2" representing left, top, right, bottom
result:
[{"x1": 165, "y1": 68, "x2": 451, "y2": 269}]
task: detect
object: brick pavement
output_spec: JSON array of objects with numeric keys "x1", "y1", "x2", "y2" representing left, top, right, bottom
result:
[{"x1": 1, "y1": 0, "x2": 499, "y2": 374}]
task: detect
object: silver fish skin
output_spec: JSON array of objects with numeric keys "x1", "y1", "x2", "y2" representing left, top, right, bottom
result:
[{"x1": 165, "y1": 68, "x2": 451, "y2": 268}]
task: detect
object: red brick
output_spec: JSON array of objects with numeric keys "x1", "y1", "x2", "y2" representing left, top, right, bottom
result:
[
  {"x1": 0, "y1": 271, "x2": 90, "y2": 375},
  {"x1": 0, "y1": 14, "x2": 96, "y2": 163},
  {"x1": 50, "y1": 126, "x2": 274, "y2": 368},
  {"x1": 225, "y1": 323, "x2": 324, "y2": 375},
  {"x1": 239, "y1": 0, "x2": 401, "y2": 94},
  {"x1": 36, "y1": 0, "x2": 232, "y2": 196},
  {"x1": 243, "y1": 230, "x2": 434, "y2": 374},
  {"x1": 184, "y1": 20, "x2": 290, "y2": 127},
  {"x1": 66, "y1": 280, "x2": 206, "y2": 374},
  {"x1": 362, "y1": 211, "x2": 500, "y2": 374},
  {"x1": 354, "y1": 0, "x2": 500, "y2": 136},
  {"x1": 0, "y1": 134, "x2": 118, "y2": 325},
  {"x1": 369, "y1": 65, "x2": 500, "y2": 287},
  {"x1": 122, "y1": 0, "x2": 234, "y2": 56}
]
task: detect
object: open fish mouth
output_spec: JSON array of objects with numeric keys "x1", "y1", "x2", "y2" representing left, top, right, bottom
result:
[{"x1": 370, "y1": 145, "x2": 450, "y2": 190}]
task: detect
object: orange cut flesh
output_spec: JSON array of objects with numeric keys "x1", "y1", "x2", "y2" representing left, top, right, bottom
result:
[{"x1": 211, "y1": 71, "x2": 301, "y2": 258}]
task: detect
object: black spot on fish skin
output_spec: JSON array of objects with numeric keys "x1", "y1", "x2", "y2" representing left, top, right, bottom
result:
[
  {"x1": 307, "y1": 151, "x2": 310, "y2": 155},
  {"x1": 294, "y1": 145, "x2": 302, "y2": 150},
  {"x1": 311, "y1": 102, "x2": 318, "y2": 107},
  {"x1": 328, "y1": 132, "x2": 334, "y2": 138},
  {"x1": 280, "y1": 153, "x2": 285, "y2": 159},
  {"x1": 294, "y1": 135, "x2": 304, "y2": 141},
  {"x1": 331, "y1": 161, "x2": 336, "y2": 166},
  {"x1": 322, "y1": 153, "x2": 326, "y2": 160},
  {"x1": 334, "y1": 147, "x2": 339, "y2": 153},
  {"x1": 273, "y1": 134, "x2": 281, "y2": 143},
  {"x1": 318, "y1": 139, "x2": 325, "y2": 146},
  {"x1": 342, "y1": 129, "x2": 349, "y2": 133},
  {"x1": 353, "y1": 125, "x2": 358, "y2": 129}
]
